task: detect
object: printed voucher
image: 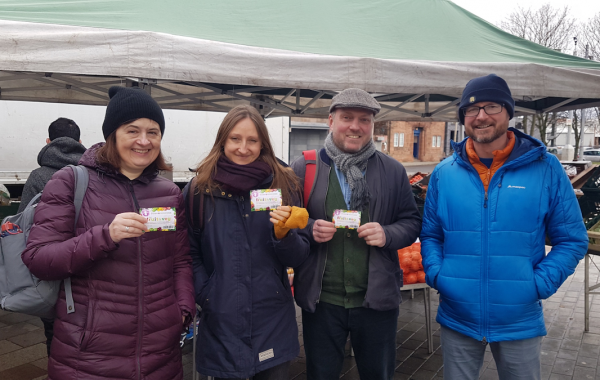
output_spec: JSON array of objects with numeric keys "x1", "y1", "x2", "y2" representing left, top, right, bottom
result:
[
  {"x1": 250, "y1": 189, "x2": 282, "y2": 211},
  {"x1": 333, "y1": 209, "x2": 361, "y2": 229},
  {"x1": 139, "y1": 207, "x2": 176, "y2": 231}
]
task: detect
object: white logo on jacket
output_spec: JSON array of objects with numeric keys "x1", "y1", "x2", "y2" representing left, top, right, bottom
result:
[
  {"x1": 259, "y1": 348, "x2": 274, "y2": 362},
  {"x1": 507, "y1": 185, "x2": 526, "y2": 189}
]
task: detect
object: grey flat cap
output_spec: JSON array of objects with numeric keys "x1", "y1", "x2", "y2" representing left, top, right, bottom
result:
[{"x1": 329, "y1": 88, "x2": 381, "y2": 115}]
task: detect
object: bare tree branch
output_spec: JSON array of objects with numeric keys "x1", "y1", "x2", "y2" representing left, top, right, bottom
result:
[
  {"x1": 581, "y1": 13, "x2": 600, "y2": 60},
  {"x1": 499, "y1": 3, "x2": 576, "y2": 51}
]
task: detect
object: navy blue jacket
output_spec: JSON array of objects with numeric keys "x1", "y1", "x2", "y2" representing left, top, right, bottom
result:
[
  {"x1": 421, "y1": 129, "x2": 588, "y2": 343},
  {"x1": 290, "y1": 149, "x2": 422, "y2": 312},
  {"x1": 185, "y1": 177, "x2": 310, "y2": 378}
]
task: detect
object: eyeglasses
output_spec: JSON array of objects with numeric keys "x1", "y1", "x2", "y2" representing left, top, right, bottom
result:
[{"x1": 463, "y1": 104, "x2": 504, "y2": 117}]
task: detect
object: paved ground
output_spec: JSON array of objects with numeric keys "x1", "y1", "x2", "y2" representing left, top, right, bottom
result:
[{"x1": 3, "y1": 255, "x2": 600, "y2": 380}]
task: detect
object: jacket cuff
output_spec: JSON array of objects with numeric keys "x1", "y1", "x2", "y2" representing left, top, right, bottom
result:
[{"x1": 100, "y1": 224, "x2": 119, "y2": 252}]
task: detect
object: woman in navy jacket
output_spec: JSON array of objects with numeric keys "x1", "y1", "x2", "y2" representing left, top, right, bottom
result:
[{"x1": 185, "y1": 105, "x2": 310, "y2": 379}]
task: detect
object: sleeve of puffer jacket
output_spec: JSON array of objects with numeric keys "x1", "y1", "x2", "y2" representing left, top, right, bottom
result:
[
  {"x1": 22, "y1": 167, "x2": 118, "y2": 281},
  {"x1": 420, "y1": 167, "x2": 444, "y2": 290},
  {"x1": 172, "y1": 191, "x2": 196, "y2": 322},
  {"x1": 535, "y1": 155, "x2": 588, "y2": 299}
]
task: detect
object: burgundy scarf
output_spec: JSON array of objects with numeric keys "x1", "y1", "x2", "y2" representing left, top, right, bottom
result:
[{"x1": 213, "y1": 156, "x2": 272, "y2": 193}]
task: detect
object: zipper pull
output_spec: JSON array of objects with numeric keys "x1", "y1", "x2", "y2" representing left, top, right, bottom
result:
[
  {"x1": 484, "y1": 192, "x2": 488, "y2": 208},
  {"x1": 482, "y1": 336, "x2": 487, "y2": 345}
]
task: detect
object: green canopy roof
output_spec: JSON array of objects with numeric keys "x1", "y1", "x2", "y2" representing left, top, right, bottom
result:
[
  {"x1": 1, "y1": 0, "x2": 599, "y2": 120},
  {"x1": 1, "y1": 0, "x2": 598, "y2": 67}
]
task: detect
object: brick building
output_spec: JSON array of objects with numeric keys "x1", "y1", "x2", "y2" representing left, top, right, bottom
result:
[{"x1": 376, "y1": 121, "x2": 446, "y2": 162}]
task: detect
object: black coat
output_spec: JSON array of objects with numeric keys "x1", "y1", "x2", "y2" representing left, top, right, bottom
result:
[
  {"x1": 185, "y1": 177, "x2": 310, "y2": 378},
  {"x1": 290, "y1": 149, "x2": 422, "y2": 312}
]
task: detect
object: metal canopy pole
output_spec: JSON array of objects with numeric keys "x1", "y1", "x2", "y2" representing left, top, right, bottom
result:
[
  {"x1": 265, "y1": 88, "x2": 296, "y2": 118},
  {"x1": 428, "y1": 99, "x2": 460, "y2": 117},
  {"x1": 299, "y1": 91, "x2": 325, "y2": 114},
  {"x1": 376, "y1": 93, "x2": 424, "y2": 120}
]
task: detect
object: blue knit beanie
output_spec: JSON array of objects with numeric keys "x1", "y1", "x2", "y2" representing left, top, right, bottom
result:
[{"x1": 458, "y1": 74, "x2": 514, "y2": 125}]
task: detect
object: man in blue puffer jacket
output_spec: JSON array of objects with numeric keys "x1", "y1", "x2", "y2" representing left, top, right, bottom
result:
[{"x1": 421, "y1": 74, "x2": 588, "y2": 380}]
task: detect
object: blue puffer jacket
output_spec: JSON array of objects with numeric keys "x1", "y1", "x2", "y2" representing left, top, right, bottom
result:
[
  {"x1": 184, "y1": 177, "x2": 310, "y2": 379},
  {"x1": 421, "y1": 128, "x2": 588, "y2": 343}
]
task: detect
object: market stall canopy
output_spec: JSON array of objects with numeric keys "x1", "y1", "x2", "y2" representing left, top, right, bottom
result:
[{"x1": 1, "y1": 0, "x2": 600, "y2": 121}]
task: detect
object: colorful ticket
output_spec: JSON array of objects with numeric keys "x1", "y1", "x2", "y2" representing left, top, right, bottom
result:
[
  {"x1": 139, "y1": 207, "x2": 176, "y2": 231},
  {"x1": 332, "y1": 209, "x2": 361, "y2": 229},
  {"x1": 250, "y1": 189, "x2": 282, "y2": 211}
]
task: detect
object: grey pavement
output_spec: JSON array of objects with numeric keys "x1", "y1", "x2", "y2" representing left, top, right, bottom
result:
[{"x1": 2, "y1": 256, "x2": 599, "y2": 380}]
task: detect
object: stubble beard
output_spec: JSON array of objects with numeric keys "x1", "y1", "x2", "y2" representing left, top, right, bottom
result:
[
  {"x1": 467, "y1": 125, "x2": 506, "y2": 144},
  {"x1": 332, "y1": 134, "x2": 363, "y2": 153}
]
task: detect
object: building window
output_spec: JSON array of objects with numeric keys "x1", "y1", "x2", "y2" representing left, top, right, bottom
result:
[
  {"x1": 394, "y1": 133, "x2": 399, "y2": 147},
  {"x1": 432, "y1": 136, "x2": 441, "y2": 147},
  {"x1": 400, "y1": 133, "x2": 404, "y2": 147},
  {"x1": 436, "y1": 136, "x2": 441, "y2": 147}
]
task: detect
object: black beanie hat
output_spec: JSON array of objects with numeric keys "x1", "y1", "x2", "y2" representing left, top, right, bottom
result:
[
  {"x1": 101, "y1": 86, "x2": 165, "y2": 139},
  {"x1": 458, "y1": 74, "x2": 515, "y2": 125}
]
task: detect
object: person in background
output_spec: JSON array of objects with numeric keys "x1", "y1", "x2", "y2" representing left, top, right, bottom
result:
[
  {"x1": 18, "y1": 117, "x2": 85, "y2": 213},
  {"x1": 23, "y1": 86, "x2": 195, "y2": 380},
  {"x1": 290, "y1": 88, "x2": 422, "y2": 380},
  {"x1": 420, "y1": 74, "x2": 588, "y2": 380},
  {"x1": 17, "y1": 117, "x2": 86, "y2": 357},
  {"x1": 186, "y1": 104, "x2": 310, "y2": 380}
]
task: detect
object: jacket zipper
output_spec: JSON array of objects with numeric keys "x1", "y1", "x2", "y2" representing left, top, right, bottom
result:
[
  {"x1": 452, "y1": 142, "x2": 545, "y2": 344},
  {"x1": 240, "y1": 194, "x2": 254, "y2": 360},
  {"x1": 316, "y1": 165, "x2": 331, "y2": 304},
  {"x1": 454, "y1": 155, "x2": 489, "y2": 343},
  {"x1": 482, "y1": 186, "x2": 489, "y2": 344},
  {"x1": 128, "y1": 182, "x2": 143, "y2": 380}
]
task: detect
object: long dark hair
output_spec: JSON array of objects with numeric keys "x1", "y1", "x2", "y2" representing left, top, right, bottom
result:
[{"x1": 194, "y1": 105, "x2": 300, "y2": 205}]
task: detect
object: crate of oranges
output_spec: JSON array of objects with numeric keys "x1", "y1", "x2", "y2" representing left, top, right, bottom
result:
[{"x1": 398, "y1": 242, "x2": 426, "y2": 284}]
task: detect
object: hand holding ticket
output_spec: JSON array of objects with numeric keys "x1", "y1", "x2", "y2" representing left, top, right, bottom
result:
[
  {"x1": 332, "y1": 209, "x2": 361, "y2": 229},
  {"x1": 139, "y1": 207, "x2": 176, "y2": 231}
]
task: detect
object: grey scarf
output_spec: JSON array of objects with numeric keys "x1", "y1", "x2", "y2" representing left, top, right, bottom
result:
[{"x1": 324, "y1": 133, "x2": 376, "y2": 211}]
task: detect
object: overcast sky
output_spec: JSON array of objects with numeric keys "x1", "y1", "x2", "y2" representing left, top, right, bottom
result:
[{"x1": 450, "y1": 0, "x2": 600, "y2": 26}]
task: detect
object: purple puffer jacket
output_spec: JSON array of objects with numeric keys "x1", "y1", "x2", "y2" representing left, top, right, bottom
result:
[{"x1": 22, "y1": 144, "x2": 195, "y2": 380}]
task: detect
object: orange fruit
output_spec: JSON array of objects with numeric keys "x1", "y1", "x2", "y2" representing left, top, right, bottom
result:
[{"x1": 405, "y1": 272, "x2": 418, "y2": 284}]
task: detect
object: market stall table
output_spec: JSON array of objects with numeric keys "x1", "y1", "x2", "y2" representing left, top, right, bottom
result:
[{"x1": 400, "y1": 283, "x2": 433, "y2": 354}]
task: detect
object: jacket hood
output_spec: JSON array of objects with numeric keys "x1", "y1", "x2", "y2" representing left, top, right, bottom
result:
[
  {"x1": 451, "y1": 128, "x2": 545, "y2": 166},
  {"x1": 37, "y1": 137, "x2": 86, "y2": 170},
  {"x1": 79, "y1": 142, "x2": 158, "y2": 184}
]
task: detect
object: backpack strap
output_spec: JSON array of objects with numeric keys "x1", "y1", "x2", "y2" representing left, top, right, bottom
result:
[
  {"x1": 302, "y1": 150, "x2": 318, "y2": 208},
  {"x1": 64, "y1": 165, "x2": 89, "y2": 314}
]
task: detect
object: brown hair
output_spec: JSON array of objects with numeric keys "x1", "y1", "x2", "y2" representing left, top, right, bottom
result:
[
  {"x1": 194, "y1": 105, "x2": 300, "y2": 205},
  {"x1": 95, "y1": 125, "x2": 171, "y2": 173}
]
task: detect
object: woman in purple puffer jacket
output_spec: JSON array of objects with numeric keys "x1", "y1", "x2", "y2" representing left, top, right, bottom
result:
[{"x1": 22, "y1": 86, "x2": 195, "y2": 380}]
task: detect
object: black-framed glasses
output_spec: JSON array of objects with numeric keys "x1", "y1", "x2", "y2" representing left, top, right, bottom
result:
[{"x1": 463, "y1": 104, "x2": 504, "y2": 117}]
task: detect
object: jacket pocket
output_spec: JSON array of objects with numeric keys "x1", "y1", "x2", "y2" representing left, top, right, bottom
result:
[
  {"x1": 434, "y1": 262, "x2": 447, "y2": 295},
  {"x1": 272, "y1": 268, "x2": 292, "y2": 302},
  {"x1": 198, "y1": 273, "x2": 215, "y2": 310},
  {"x1": 79, "y1": 299, "x2": 94, "y2": 352}
]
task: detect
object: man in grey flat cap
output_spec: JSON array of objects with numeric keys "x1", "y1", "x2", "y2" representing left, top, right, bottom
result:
[{"x1": 291, "y1": 88, "x2": 422, "y2": 380}]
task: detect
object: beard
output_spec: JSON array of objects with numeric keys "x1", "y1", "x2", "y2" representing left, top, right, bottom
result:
[{"x1": 467, "y1": 125, "x2": 507, "y2": 144}]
